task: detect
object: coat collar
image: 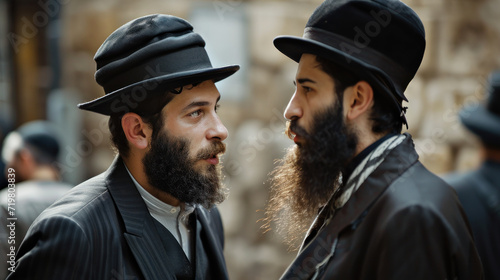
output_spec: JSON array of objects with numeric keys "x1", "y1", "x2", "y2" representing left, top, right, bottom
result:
[
  {"x1": 281, "y1": 134, "x2": 420, "y2": 280},
  {"x1": 104, "y1": 156, "x2": 177, "y2": 280},
  {"x1": 195, "y1": 206, "x2": 229, "y2": 279}
]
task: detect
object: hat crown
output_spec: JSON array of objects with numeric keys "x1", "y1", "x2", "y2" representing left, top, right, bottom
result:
[
  {"x1": 305, "y1": 0, "x2": 425, "y2": 96},
  {"x1": 94, "y1": 15, "x2": 199, "y2": 69},
  {"x1": 94, "y1": 14, "x2": 209, "y2": 94}
]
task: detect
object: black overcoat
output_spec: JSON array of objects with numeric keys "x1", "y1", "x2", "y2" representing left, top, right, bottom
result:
[
  {"x1": 445, "y1": 160, "x2": 500, "y2": 280},
  {"x1": 280, "y1": 135, "x2": 483, "y2": 280}
]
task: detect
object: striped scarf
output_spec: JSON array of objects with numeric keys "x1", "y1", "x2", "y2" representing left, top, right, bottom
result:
[
  {"x1": 308, "y1": 133, "x2": 407, "y2": 280},
  {"x1": 334, "y1": 133, "x2": 407, "y2": 209}
]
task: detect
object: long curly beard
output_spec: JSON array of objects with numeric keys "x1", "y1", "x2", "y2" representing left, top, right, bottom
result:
[
  {"x1": 143, "y1": 130, "x2": 227, "y2": 209},
  {"x1": 264, "y1": 100, "x2": 358, "y2": 249}
]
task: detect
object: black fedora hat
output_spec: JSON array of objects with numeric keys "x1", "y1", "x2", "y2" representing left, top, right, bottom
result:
[
  {"x1": 459, "y1": 70, "x2": 500, "y2": 148},
  {"x1": 274, "y1": 0, "x2": 425, "y2": 121},
  {"x1": 78, "y1": 14, "x2": 240, "y2": 116}
]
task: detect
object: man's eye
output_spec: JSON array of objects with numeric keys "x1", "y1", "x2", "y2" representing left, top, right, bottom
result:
[
  {"x1": 303, "y1": 86, "x2": 312, "y2": 93},
  {"x1": 190, "y1": 110, "x2": 202, "y2": 117}
]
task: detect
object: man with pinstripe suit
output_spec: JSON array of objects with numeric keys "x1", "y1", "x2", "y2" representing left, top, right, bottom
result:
[{"x1": 8, "y1": 14, "x2": 239, "y2": 280}]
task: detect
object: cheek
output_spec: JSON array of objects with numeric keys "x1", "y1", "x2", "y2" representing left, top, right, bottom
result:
[
  {"x1": 7, "y1": 157, "x2": 22, "y2": 172},
  {"x1": 184, "y1": 135, "x2": 205, "y2": 160}
]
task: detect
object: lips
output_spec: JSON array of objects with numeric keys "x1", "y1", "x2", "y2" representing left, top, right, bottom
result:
[
  {"x1": 287, "y1": 121, "x2": 308, "y2": 146},
  {"x1": 292, "y1": 134, "x2": 302, "y2": 144},
  {"x1": 197, "y1": 142, "x2": 226, "y2": 165},
  {"x1": 286, "y1": 127, "x2": 301, "y2": 143},
  {"x1": 205, "y1": 154, "x2": 220, "y2": 165}
]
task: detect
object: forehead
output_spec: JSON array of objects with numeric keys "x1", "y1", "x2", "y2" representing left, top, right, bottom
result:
[
  {"x1": 296, "y1": 54, "x2": 331, "y2": 81},
  {"x1": 296, "y1": 54, "x2": 335, "y2": 86},
  {"x1": 163, "y1": 80, "x2": 221, "y2": 114}
]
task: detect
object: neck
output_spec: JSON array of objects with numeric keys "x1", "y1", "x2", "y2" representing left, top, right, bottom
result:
[
  {"x1": 31, "y1": 166, "x2": 59, "y2": 181},
  {"x1": 481, "y1": 146, "x2": 500, "y2": 162},
  {"x1": 353, "y1": 131, "x2": 385, "y2": 158},
  {"x1": 346, "y1": 112, "x2": 386, "y2": 158},
  {"x1": 122, "y1": 154, "x2": 181, "y2": 206}
]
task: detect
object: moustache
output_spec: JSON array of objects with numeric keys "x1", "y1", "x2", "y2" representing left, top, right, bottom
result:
[
  {"x1": 286, "y1": 120, "x2": 310, "y2": 140},
  {"x1": 195, "y1": 141, "x2": 226, "y2": 161}
]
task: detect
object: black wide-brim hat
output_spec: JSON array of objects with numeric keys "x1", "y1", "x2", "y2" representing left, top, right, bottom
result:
[
  {"x1": 78, "y1": 14, "x2": 240, "y2": 116},
  {"x1": 274, "y1": 0, "x2": 426, "y2": 121},
  {"x1": 459, "y1": 70, "x2": 500, "y2": 147}
]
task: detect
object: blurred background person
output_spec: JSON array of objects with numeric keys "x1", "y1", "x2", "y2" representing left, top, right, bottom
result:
[
  {"x1": 0, "y1": 120, "x2": 72, "y2": 279},
  {"x1": 444, "y1": 70, "x2": 500, "y2": 280}
]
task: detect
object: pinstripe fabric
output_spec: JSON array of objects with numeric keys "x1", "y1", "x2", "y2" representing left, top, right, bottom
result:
[{"x1": 7, "y1": 157, "x2": 228, "y2": 280}]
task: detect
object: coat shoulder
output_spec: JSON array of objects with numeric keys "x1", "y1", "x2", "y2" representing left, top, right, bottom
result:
[
  {"x1": 384, "y1": 161, "x2": 459, "y2": 209},
  {"x1": 33, "y1": 172, "x2": 114, "y2": 229}
]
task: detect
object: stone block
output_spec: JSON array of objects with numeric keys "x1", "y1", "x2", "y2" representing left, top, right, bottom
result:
[
  {"x1": 414, "y1": 138, "x2": 453, "y2": 175},
  {"x1": 434, "y1": 1, "x2": 500, "y2": 76},
  {"x1": 417, "y1": 77, "x2": 480, "y2": 146},
  {"x1": 248, "y1": 2, "x2": 314, "y2": 67}
]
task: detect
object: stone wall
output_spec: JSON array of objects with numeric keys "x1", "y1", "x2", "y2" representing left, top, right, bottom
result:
[{"x1": 57, "y1": 0, "x2": 500, "y2": 279}]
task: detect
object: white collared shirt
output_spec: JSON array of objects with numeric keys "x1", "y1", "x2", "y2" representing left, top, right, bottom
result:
[{"x1": 125, "y1": 166, "x2": 194, "y2": 262}]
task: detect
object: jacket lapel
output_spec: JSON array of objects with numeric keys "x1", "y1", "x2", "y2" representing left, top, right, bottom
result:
[
  {"x1": 195, "y1": 207, "x2": 229, "y2": 280},
  {"x1": 105, "y1": 156, "x2": 176, "y2": 280},
  {"x1": 281, "y1": 135, "x2": 419, "y2": 280}
]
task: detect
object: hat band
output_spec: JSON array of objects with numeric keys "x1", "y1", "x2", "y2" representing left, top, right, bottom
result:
[
  {"x1": 303, "y1": 27, "x2": 411, "y2": 96},
  {"x1": 101, "y1": 46, "x2": 213, "y2": 94}
]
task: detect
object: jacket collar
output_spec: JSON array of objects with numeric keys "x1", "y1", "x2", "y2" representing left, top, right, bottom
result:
[
  {"x1": 104, "y1": 156, "x2": 177, "y2": 280},
  {"x1": 325, "y1": 134, "x2": 418, "y2": 236},
  {"x1": 195, "y1": 206, "x2": 229, "y2": 279}
]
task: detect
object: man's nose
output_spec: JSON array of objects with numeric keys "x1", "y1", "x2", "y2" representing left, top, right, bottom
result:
[
  {"x1": 284, "y1": 91, "x2": 303, "y2": 120},
  {"x1": 207, "y1": 114, "x2": 228, "y2": 141}
]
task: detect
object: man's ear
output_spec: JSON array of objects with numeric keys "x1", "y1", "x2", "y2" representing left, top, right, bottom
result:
[
  {"x1": 345, "y1": 81, "x2": 374, "y2": 121},
  {"x1": 17, "y1": 148, "x2": 35, "y2": 167},
  {"x1": 121, "y1": 113, "x2": 151, "y2": 150}
]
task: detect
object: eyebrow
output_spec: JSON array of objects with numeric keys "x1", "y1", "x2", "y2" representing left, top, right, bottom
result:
[
  {"x1": 293, "y1": 78, "x2": 317, "y2": 85},
  {"x1": 181, "y1": 95, "x2": 221, "y2": 113}
]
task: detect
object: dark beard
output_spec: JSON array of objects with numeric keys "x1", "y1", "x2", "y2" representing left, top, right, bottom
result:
[
  {"x1": 264, "y1": 100, "x2": 358, "y2": 249},
  {"x1": 142, "y1": 130, "x2": 227, "y2": 209}
]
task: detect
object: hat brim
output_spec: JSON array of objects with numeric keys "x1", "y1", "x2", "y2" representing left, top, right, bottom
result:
[
  {"x1": 78, "y1": 65, "x2": 240, "y2": 116},
  {"x1": 273, "y1": 35, "x2": 407, "y2": 105},
  {"x1": 460, "y1": 105, "x2": 500, "y2": 146}
]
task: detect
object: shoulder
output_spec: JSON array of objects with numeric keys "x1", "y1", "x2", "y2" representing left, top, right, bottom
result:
[
  {"x1": 373, "y1": 162, "x2": 469, "y2": 232},
  {"x1": 373, "y1": 195, "x2": 469, "y2": 250},
  {"x1": 16, "y1": 173, "x2": 120, "y2": 269},
  {"x1": 442, "y1": 170, "x2": 482, "y2": 196},
  {"x1": 31, "y1": 172, "x2": 115, "y2": 229},
  {"x1": 12, "y1": 213, "x2": 94, "y2": 279},
  {"x1": 385, "y1": 162, "x2": 458, "y2": 206}
]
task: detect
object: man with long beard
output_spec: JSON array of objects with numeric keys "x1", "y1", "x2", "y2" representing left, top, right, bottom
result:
[
  {"x1": 266, "y1": 0, "x2": 483, "y2": 279},
  {"x1": 8, "y1": 14, "x2": 239, "y2": 280}
]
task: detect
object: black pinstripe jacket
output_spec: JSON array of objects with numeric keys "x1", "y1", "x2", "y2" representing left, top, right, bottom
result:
[{"x1": 7, "y1": 157, "x2": 228, "y2": 280}]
